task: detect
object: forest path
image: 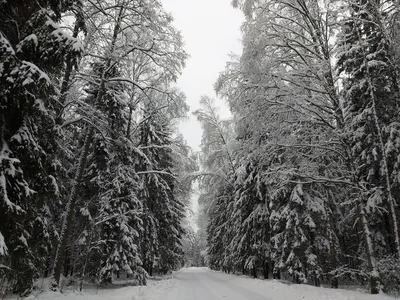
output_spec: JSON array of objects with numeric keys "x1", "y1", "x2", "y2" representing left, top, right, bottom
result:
[{"x1": 153, "y1": 268, "x2": 272, "y2": 300}]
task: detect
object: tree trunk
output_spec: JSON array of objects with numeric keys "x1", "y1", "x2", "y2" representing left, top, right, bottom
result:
[
  {"x1": 79, "y1": 225, "x2": 93, "y2": 292},
  {"x1": 263, "y1": 260, "x2": 269, "y2": 279},
  {"x1": 314, "y1": 272, "x2": 320, "y2": 287},
  {"x1": 56, "y1": 21, "x2": 80, "y2": 124},
  {"x1": 331, "y1": 277, "x2": 338, "y2": 289},
  {"x1": 273, "y1": 268, "x2": 281, "y2": 280},
  {"x1": 52, "y1": 127, "x2": 94, "y2": 287},
  {"x1": 359, "y1": 200, "x2": 380, "y2": 294},
  {"x1": 252, "y1": 264, "x2": 257, "y2": 278},
  {"x1": 328, "y1": 219, "x2": 338, "y2": 288}
]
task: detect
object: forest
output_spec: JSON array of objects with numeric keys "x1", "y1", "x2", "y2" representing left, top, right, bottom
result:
[
  {"x1": 195, "y1": 0, "x2": 400, "y2": 296},
  {"x1": 2, "y1": 0, "x2": 400, "y2": 298},
  {"x1": 0, "y1": 0, "x2": 197, "y2": 296}
]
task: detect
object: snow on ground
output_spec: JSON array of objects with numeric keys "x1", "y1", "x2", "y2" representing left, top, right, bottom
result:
[
  {"x1": 24, "y1": 268, "x2": 396, "y2": 300},
  {"x1": 23, "y1": 278, "x2": 173, "y2": 300}
]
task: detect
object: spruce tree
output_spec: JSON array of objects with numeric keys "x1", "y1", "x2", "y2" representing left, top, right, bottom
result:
[
  {"x1": 337, "y1": 0, "x2": 400, "y2": 293},
  {"x1": 0, "y1": 0, "x2": 82, "y2": 294},
  {"x1": 137, "y1": 115, "x2": 185, "y2": 274}
]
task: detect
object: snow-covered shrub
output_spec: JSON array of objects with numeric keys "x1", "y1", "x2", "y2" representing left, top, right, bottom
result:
[
  {"x1": 378, "y1": 256, "x2": 400, "y2": 296},
  {"x1": 0, "y1": 264, "x2": 13, "y2": 298}
]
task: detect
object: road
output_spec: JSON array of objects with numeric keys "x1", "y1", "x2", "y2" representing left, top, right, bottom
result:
[
  {"x1": 29, "y1": 267, "x2": 390, "y2": 300},
  {"x1": 148, "y1": 268, "x2": 387, "y2": 300},
  {"x1": 157, "y1": 268, "x2": 272, "y2": 300}
]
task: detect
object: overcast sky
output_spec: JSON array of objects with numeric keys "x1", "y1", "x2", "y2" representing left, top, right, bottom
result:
[
  {"x1": 161, "y1": 0, "x2": 243, "y2": 228},
  {"x1": 161, "y1": 0, "x2": 244, "y2": 152}
]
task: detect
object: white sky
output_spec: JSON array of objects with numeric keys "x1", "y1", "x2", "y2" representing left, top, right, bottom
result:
[
  {"x1": 161, "y1": 0, "x2": 244, "y2": 152},
  {"x1": 161, "y1": 0, "x2": 244, "y2": 229}
]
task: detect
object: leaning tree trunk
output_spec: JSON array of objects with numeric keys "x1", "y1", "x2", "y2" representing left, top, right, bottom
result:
[
  {"x1": 52, "y1": 126, "x2": 94, "y2": 287},
  {"x1": 56, "y1": 21, "x2": 81, "y2": 124},
  {"x1": 52, "y1": 4, "x2": 125, "y2": 288}
]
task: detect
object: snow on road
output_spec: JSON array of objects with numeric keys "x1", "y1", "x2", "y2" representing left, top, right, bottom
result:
[{"x1": 29, "y1": 268, "x2": 395, "y2": 300}]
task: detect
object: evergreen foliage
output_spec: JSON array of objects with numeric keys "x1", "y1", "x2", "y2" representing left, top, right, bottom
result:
[
  {"x1": 0, "y1": 0, "x2": 193, "y2": 295},
  {"x1": 199, "y1": 0, "x2": 400, "y2": 296}
]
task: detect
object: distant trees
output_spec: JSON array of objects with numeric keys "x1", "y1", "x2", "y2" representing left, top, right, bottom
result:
[
  {"x1": 182, "y1": 226, "x2": 206, "y2": 268},
  {"x1": 0, "y1": 0, "x2": 194, "y2": 295},
  {"x1": 200, "y1": 0, "x2": 400, "y2": 295}
]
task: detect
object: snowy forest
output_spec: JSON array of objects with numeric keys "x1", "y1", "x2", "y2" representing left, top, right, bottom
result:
[
  {"x1": 0, "y1": 0, "x2": 197, "y2": 296},
  {"x1": 2, "y1": 0, "x2": 400, "y2": 298},
  {"x1": 196, "y1": 0, "x2": 400, "y2": 296}
]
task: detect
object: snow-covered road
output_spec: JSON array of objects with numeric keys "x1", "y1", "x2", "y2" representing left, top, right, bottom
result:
[
  {"x1": 28, "y1": 268, "x2": 394, "y2": 300},
  {"x1": 148, "y1": 268, "x2": 394, "y2": 300},
  {"x1": 162, "y1": 267, "x2": 271, "y2": 300}
]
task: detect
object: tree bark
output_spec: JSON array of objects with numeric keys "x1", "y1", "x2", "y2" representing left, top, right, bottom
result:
[
  {"x1": 252, "y1": 264, "x2": 257, "y2": 278},
  {"x1": 358, "y1": 200, "x2": 380, "y2": 294},
  {"x1": 56, "y1": 21, "x2": 80, "y2": 125},
  {"x1": 79, "y1": 223, "x2": 94, "y2": 292},
  {"x1": 52, "y1": 127, "x2": 94, "y2": 287}
]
